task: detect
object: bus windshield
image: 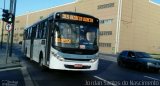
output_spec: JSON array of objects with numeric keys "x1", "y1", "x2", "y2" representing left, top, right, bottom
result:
[{"x1": 53, "y1": 22, "x2": 98, "y2": 51}]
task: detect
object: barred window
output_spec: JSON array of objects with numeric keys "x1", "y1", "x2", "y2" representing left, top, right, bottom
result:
[
  {"x1": 99, "y1": 43, "x2": 112, "y2": 47},
  {"x1": 100, "y1": 31, "x2": 112, "y2": 36},
  {"x1": 4, "y1": 34, "x2": 8, "y2": 36},
  {"x1": 19, "y1": 34, "x2": 23, "y2": 37},
  {"x1": 99, "y1": 19, "x2": 113, "y2": 24},
  {"x1": 20, "y1": 27, "x2": 24, "y2": 30},
  {"x1": 14, "y1": 34, "x2": 18, "y2": 37},
  {"x1": 98, "y1": 3, "x2": 114, "y2": 9},
  {"x1": 14, "y1": 39, "x2": 18, "y2": 41},
  {"x1": 16, "y1": 20, "x2": 20, "y2": 23}
]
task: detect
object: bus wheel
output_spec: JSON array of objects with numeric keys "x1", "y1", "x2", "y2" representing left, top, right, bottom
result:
[
  {"x1": 25, "y1": 48, "x2": 28, "y2": 58},
  {"x1": 40, "y1": 57, "x2": 47, "y2": 71},
  {"x1": 39, "y1": 53, "x2": 45, "y2": 70},
  {"x1": 39, "y1": 57, "x2": 43, "y2": 67}
]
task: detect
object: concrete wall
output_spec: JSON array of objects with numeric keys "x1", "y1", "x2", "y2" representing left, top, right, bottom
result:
[{"x1": 120, "y1": 0, "x2": 160, "y2": 54}]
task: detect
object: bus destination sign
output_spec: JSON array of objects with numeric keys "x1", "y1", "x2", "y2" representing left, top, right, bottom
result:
[{"x1": 61, "y1": 14, "x2": 94, "y2": 23}]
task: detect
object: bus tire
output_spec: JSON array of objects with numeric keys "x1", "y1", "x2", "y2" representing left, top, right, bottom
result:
[
  {"x1": 24, "y1": 48, "x2": 26, "y2": 55},
  {"x1": 25, "y1": 48, "x2": 28, "y2": 58},
  {"x1": 40, "y1": 57, "x2": 43, "y2": 67},
  {"x1": 39, "y1": 52, "x2": 45, "y2": 70}
]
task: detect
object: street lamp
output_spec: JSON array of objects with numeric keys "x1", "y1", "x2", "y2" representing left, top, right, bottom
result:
[{"x1": 25, "y1": 11, "x2": 30, "y2": 28}]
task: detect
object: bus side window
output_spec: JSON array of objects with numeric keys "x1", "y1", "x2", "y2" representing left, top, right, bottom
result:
[
  {"x1": 41, "y1": 22, "x2": 45, "y2": 39},
  {"x1": 25, "y1": 29, "x2": 27, "y2": 39},
  {"x1": 39, "y1": 23, "x2": 41, "y2": 39},
  {"x1": 36, "y1": 25, "x2": 38, "y2": 39},
  {"x1": 48, "y1": 18, "x2": 54, "y2": 37},
  {"x1": 36, "y1": 24, "x2": 40, "y2": 39},
  {"x1": 27, "y1": 28, "x2": 29, "y2": 39},
  {"x1": 25, "y1": 30, "x2": 27, "y2": 39},
  {"x1": 29, "y1": 27, "x2": 32, "y2": 39},
  {"x1": 28, "y1": 28, "x2": 31, "y2": 39},
  {"x1": 43, "y1": 21, "x2": 47, "y2": 38},
  {"x1": 32, "y1": 26, "x2": 37, "y2": 39}
]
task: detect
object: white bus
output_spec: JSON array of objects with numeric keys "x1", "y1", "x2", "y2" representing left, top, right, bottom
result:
[{"x1": 23, "y1": 12, "x2": 99, "y2": 71}]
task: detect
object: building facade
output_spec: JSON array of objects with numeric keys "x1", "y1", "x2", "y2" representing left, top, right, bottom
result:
[{"x1": 0, "y1": 0, "x2": 160, "y2": 54}]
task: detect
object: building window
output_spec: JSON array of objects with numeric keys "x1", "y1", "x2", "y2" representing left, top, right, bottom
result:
[
  {"x1": 100, "y1": 19, "x2": 113, "y2": 24},
  {"x1": 19, "y1": 34, "x2": 23, "y2": 37},
  {"x1": 20, "y1": 27, "x2": 24, "y2": 30},
  {"x1": 4, "y1": 34, "x2": 8, "y2": 36},
  {"x1": 99, "y1": 43, "x2": 112, "y2": 47},
  {"x1": 14, "y1": 39, "x2": 18, "y2": 41},
  {"x1": 100, "y1": 31, "x2": 112, "y2": 36},
  {"x1": 98, "y1": 3, "x2": 114, "y2": 9},
  {"x1": 16, "y1": 20, "x2": 20, "y2": 23},
  {"x1": 14, "y1": 34, "x2": 18, "y2": 37}
]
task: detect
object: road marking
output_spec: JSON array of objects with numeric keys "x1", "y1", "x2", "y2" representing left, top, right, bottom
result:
[
  {"x1": 144, "y1": 76, "x2": 160, "y2": 81},
  {"x1": 21, "y1": 67, "x2": 37, "y2": 86},
  {"x1": 0, "y1": 67, "x2": 21, "y2": 72},
  {"x1": 94, "y1": 76, "x2": 117, "y2": 86}
]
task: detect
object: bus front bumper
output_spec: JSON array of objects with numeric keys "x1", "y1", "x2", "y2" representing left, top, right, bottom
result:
[{"x1": 49, "y1": 56, "x2": 99, "y2": 71}]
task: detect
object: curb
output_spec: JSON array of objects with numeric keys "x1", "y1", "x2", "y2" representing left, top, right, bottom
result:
[
  {"x1": 0, "y1": 63, "x2": 22, "y2": 70},
  {"x1": 99, "y1": 53, "x2": 117, "y2": 57}
]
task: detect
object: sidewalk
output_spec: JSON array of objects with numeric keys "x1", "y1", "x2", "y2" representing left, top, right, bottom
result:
[
  {"x1": 99, "y1": 52, "x2": 118, "y2": 57},
  {"x1": 0, "y1": 45, "x2": 34, "y2": 86},
  {"x1": 0, "y1": 47, "x2": 21, "y2": 69}
]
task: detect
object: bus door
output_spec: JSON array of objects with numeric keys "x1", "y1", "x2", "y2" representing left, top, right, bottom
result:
[
  {"x1": 44, "y1": 18, "x2": 53, "y2": 66},
  {"x1": 23, "y1": 30, "x2": 26, "y2": 54},
  {"x1": 30, "y1": 26, "x2": 37, "y2": 60}
]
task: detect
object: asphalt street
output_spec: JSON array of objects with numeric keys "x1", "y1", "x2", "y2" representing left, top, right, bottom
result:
[
  {"x1": 3, "y1": 45, "x2": 160, "y2": 86},
  {"x1": 0, "y1": 68, "x2": 25, "y2": 86}
]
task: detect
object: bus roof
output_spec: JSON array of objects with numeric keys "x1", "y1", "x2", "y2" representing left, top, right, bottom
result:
[{"x1": 25, "y1": 11, "x2": 98, "y2": 30}]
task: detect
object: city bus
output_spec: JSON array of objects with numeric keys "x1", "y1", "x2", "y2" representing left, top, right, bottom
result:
[{"x1": 23, "y1": 12, "x2": 99, "y2": 71}]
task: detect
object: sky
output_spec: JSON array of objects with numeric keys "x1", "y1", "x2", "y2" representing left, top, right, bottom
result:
[
  {"x1": 0, "y1": 0, "x2": 75, "y2": 18},
  {"x1": 152, "y1": 0, "x2": 160, "y2": 3},
  {"x1": 0, "y1": 0, "x2": 160, "y2": 18}
]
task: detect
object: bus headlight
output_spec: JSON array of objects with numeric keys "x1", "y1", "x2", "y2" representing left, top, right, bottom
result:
[
  {"x1": 90, "y1": 58, "x2": 98, "y2": 63},
  {"x1": 52, "y1": 52, "x2": 65, "y2": 61},
  {"x1": 57, "y1": 56, "x2": 65, "y2": 61},
  {"x1": 90, "y1": 54, "x2": 99, "y2": 63}
]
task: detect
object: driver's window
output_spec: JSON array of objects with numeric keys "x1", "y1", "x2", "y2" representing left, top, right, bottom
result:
[
  {"x1": 128, "y1": 52, "x2": 135, "y2": 57},
  {"x1": 59, "y1": 23, "x2": 71, "y2": 39},
  {"x1": 54, "y1": 26, "x2": 61, "y2": 46}
]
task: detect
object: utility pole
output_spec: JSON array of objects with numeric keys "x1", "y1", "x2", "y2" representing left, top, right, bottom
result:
[
  {"x1": 9, "y1": 0, "x2": 17, "y2": 57},
  {"x1": 1, "y1": 0, "x2": 6, "y2": 48}
]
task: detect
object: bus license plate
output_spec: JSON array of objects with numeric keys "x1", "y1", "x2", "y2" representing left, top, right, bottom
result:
[{"x1": 74, "y1": 64, "x2": 83, "y2": 68}]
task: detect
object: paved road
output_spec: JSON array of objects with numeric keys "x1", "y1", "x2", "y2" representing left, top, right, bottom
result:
[
  {"x1": 0, "y1": 67, "x2": 25, "y2": 86},
  {"x1": 11, "y1": 45, "x2": 160, "y2": 86}
]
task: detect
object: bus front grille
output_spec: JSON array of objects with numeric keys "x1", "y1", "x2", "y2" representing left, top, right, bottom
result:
[
  {"x1": 64, "y1": 65, "x2": 91, "y2": 69},
  {"x1": 64, "y1": 58, "x2": 91, "y2": 62}
]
